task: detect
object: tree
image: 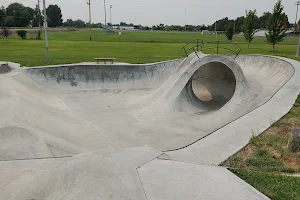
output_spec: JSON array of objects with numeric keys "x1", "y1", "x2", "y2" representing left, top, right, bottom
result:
[
  {"x1": 63, "y1": 19, "x2": 86, "y2": 28},
  {"x1": 243, "y1": 10, "x2": 257, "y2": 48},
  {"x1": 6, "y1": 3, "x2": 34, "y2": 27},
  {"x1": 0, "y1": 6, "x2": 6, "y2": 26},
  {"x1": 73, "y1": 19, "x2": 86, "y2": 28},
  {"x1": 3, "y1": 16, "x2": 15, "y2": 27},
  {"x1": 235, "y1": 16, "x2": 245, "y2": 33},
  {"x1": 16, "y1": 30, "x2": 27, "y2": 39},
  {"x1": 120, "y1": 22, "x2": 127, "y2": 26},
  {"x1": 32, "y1": 5, "x2": 42, "y2": 27},
  {"x1": 225, "y1": 26, "x2": 234, "y2": 40},
  {"x1": 266, "y1": 0, "x2": 288, "y2": 52},
  {"x1": 258, "y1": 12, "x2": 271, "y2": 29},
  {"x1": 46, "y1": 5, "x2": 63, "y2": 27},
  {"x1": 0, "y1": 27, "x2": 12, "y2": 38}
]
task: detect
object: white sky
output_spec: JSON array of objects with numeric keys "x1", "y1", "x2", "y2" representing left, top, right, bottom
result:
[{"x1": 0, "y1": 0, "x2": 298, "y2": 26}]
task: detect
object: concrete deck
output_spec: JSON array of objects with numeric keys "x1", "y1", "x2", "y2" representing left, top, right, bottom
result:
[{"x1": 1, "y1": 53, "x2": 299, "y2": 199}]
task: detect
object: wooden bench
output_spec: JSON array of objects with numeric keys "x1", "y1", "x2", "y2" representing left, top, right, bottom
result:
[{"x1": 94, "y1": 58, "x2": 116, "y2": 64}]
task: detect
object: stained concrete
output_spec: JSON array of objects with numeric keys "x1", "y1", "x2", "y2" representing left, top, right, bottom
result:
[{"x1": 1, "y1": 54, "x2": 299, "y2": 199}]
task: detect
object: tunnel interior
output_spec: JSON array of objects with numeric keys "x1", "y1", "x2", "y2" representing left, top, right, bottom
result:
[{"x1": 189, "y1": 61, "x2": 236, "y2": 109}]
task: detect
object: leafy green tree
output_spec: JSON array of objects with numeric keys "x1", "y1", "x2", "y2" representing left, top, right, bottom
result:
[
  {"x1": 235, "y1": 16, "x2": 245, "y2": 33},
  {"x1": 243, "y1": 10, "x2": 257, "y2": 48},
  {"x1": 6, "y1": 3, "x2": 33, "y2": 27},
  {"x1": 32, "y1": 5, "x2": 42, "y2": 27},
  {"x1": 120, "y1": 22, "x2": 127, "y2": 26},
  {"x1": 3, "y1": 16, "x2": 15, "y2": 27},
  {"x1": 185, "y1": 25, "x2": 194, "y2": 32},
  {"x1": 165, "y1": 25, "x2": 170, "y2": 32},
  {"x1": 73, "y1": 20, "x2": 86, "y2": 28},
  {"x1": 258, "y1": 12, "x2": 271, "y2": 29},
  {"x1": 225, "y1": 26, "x2": 234, "y2": 40},
  {"x1": 266, "y1": 0, "x2": 288, "y2": 52},
  {"x1": 16, "y1": 30, "x2": 27, "y2": 39},
  {"x1": 0, "y1": 6, "x2": 6, "y2": 26},
  {"x1": 46, "y1": 5, "x2": 63, "y2": 27},
  {"x1": 63, "y1": 19, "x2": 86, "y2": 28}
]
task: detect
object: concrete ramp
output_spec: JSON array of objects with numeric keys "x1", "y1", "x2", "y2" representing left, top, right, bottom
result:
[{"x1": 0, "y1": 54, "x2": 299, "y2": 200}]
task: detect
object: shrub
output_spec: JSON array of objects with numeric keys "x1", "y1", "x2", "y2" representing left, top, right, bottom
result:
[
  {"x1": 36, "y1": 30, "x2": 41, "y2": 40},
  {"x1": 16, "y1": 30, "x2": 27, "y2": 39},
  {"x1": 225, "y1": 26, "x2": 234, "y2": 41},
  {"x1": 0, "y1": 27, "x2": 12, "y2": 39}
]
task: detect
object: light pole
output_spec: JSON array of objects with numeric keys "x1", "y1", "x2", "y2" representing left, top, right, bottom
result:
[
  {"x1": 295, "y1": 1, "x2": 300, "y2": 38},
  {"x1": 42, "y1": 0, "x2": 49, "y2": 64},
  {"x1": 104, "y1": 0, "x2": 107, "y2": 27},
  {"x1": 87, "y1": 0, "x2": 92, "y2": 41},
  {"x1": 184, "y1": 8, "x2": 187, "y2": 32},
  {"x1": 296, "y1": 1, "x2": 300, "y2": 56},
  {"x1": 37, "y1": 0, "x2": 41, "y2": 32},
  {"x1": 215, "y1": 22, "x2": 217, "y2": 39},
  {"x1": 233, "y1": 20, "x2": 236, "y2": 34},
  {"x1": 110, "y1": 5, "x2": 112, "y2": 26}
]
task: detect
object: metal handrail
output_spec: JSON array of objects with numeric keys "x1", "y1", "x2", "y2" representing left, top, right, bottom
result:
[{"x1": 182, "y1": 39, "x2": 242, "y2": 60}]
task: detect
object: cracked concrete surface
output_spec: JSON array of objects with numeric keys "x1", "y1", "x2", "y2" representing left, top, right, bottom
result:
[{"x1": 1, "y1": 54, "x2": 300, "y2": 199}]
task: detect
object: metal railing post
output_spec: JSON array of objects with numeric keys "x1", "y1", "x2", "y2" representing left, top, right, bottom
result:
[{"x1": 181, "y1": 39, "x2": 241, "y2": 58}]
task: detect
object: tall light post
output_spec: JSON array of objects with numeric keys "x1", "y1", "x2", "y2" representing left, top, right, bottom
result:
[
  {"x1": 110, "y1": 5, "x2": 112, "y2": 26},
  {"x1": 184, "y1": 8, "x2": 187, "y2": 32},
  {"x1": 37, "y1": 0, "x2": 42, "y2": 32},
  {"x1": 104, "y1": 0, "x2": 107, "y2": 27},
  {"x1": 295, "y1": 1, "x2": 300, "y2": 37},
  {"x1": 296, "y1": 1, "x2": 300, "y2": 56},
  {"x1": 215, "y1": 22, "x2": 218, "y2": 39},
  {"x1": 42, "y1": 0, "x2": 49, "y2": 64},
  {"x1": 87, "y1": 0, "x2": 92, "y2": 41}
]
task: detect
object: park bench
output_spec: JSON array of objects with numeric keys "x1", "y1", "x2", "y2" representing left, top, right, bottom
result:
[{"x1": 94, "y1": 58, "x2": 116, "y2": 64}]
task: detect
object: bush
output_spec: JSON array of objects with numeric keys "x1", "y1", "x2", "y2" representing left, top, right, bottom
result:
[
  {"x1": 16, "y1": 30, "x2": 27, "y2": 39},
  {"x1": 0, "y1": 27, "x2": 12, "y2": 39},
  {"x1": 225, "y1": 26, "x2": 234, "y2": 41},
  {"x1": 36, "y1": 30, "x2": 41, "y2": 40}
]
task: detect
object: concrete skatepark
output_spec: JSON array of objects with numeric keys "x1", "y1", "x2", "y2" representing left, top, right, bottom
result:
[{"x1": 1, "y1": 52, "x2": 300, "y2": 199}]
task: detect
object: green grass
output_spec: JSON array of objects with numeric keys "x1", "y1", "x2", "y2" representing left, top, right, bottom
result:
[
  {"x1": 1, "y1": 30, "x2": 300, "y2": 66},
  {"x1": 231, "y1": 169, "x2": 300, "y2": 200},
  {"x1": 0, "y1": 39, "x2": 183, "y2": 66},
  {"x1": 223, "y1": 96, "x2": 300, "y2": 200}
]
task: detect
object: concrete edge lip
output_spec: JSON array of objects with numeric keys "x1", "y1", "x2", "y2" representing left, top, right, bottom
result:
[{"x1": 22, "y1": 58, "x2": 184, "y2": 69}]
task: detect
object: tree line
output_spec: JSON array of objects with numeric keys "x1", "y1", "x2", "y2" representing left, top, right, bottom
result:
[
  {"x1": 0, "y1": 0, "x2": 290, "y2": 52},
  {"x1": 0, "y1": 1, "x2": 293, "y2": 34},
  {"x1": 0, "y1": 3, "x2": 63, "y2": 28}
]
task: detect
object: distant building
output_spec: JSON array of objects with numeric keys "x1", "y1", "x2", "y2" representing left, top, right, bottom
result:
[
  {"x1": 202, "y1": 30, "x2": 211, "y2": 35},
  {"x1": 118, "y1": 26, "x2": 140, "y2": 31}
]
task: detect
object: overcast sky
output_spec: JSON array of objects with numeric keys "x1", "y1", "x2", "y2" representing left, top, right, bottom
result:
[{"x1": 0, "y1": 0, "x2": 298, "y2": 26}]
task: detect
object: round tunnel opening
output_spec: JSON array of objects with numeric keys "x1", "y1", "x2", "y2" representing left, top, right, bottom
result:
[{"x1": 191, "y1": 61, "x2": 236, "y2": 109}]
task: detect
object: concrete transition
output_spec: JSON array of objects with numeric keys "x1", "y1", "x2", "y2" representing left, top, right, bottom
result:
[{"x1": 1, "y1": 53, "x2": 300, "y2": 200}]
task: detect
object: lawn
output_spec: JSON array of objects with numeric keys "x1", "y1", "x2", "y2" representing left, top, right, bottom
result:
[
  {"x1": 222, "y1": 96, "x2": 300, "y2": 200},
  {"x1": 0, "y1": 30, "x2": 299, "y2": 66}
]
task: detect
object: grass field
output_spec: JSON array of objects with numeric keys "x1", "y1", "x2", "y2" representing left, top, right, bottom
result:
[
  {"x1": 222, "y1": 96, "x2": 300, "y2": 200},
  {"x1": 0, "y1": 30, "x2": 299, "y2": 66}
]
